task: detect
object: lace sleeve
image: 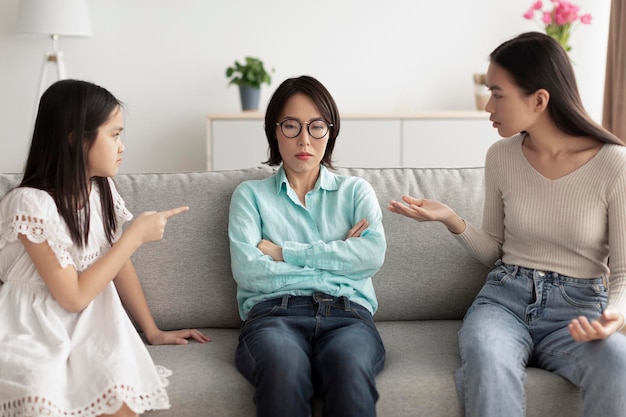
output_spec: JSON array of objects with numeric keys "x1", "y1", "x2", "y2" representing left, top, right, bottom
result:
[
  {"x1": 0, "y1": 188, "x2": 75, "y2": 269},
  {"x1": 108, "y1": 178, "x2": 133, "y2": 243}
]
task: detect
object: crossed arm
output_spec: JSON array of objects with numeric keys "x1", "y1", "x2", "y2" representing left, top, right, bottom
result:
[{"x1": 257, "y1": 218, "x2": 370, "y2": 261}]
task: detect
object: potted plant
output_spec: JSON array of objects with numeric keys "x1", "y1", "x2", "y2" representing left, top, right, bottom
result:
[{"x1": 225, "y1": 56, "x2": 274, "y2": 111}]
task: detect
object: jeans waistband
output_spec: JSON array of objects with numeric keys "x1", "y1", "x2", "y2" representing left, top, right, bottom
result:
[
  {"x1": 277, "y1": 292, "x2": 354, "y2": 311},
  {"x1": 497, "y1": 260, "x2": 608, "y2": 287}
]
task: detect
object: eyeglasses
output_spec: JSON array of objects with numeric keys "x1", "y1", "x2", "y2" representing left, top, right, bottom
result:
[{"x1": 276, "y1": 119, "x2": 333, "y2": 139}]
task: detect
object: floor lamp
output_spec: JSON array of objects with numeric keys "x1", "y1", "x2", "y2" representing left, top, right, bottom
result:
[{"x1": 15, "y1": 0, "x2": 92, "y2": 104}]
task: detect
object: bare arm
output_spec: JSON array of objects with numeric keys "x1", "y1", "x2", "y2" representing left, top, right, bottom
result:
[
  {"x1": 20, "y1": 207, "x2": 189, "y2": 312},
  {"x1": 388, "y1": 195, "x2": 466, "y2": 234},
  {"x1": 114, "y1": 260, "x2": 210, "y2": 345}
]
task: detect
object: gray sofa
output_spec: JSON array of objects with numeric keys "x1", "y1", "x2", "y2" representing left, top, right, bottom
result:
[{"x1": 0, "y1": 167, "x2": 582, "y2": 416}]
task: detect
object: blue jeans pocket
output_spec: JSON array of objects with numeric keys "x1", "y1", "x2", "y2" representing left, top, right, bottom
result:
[
  {"x1": 342, "y1": 302, "x2": 376, "y2": 325},
  {"x1": 242, "y1": 301, "x2": 282, "y2": 327},
  {"x1": 350, "y1": 305, "x2": 374, "y2": 321},
  {"x1": 558, "y1": 281, "x2": 607, "y2": 310},
  {"x1": 485, "y1": 265, "x2": 513, "y2": 286}
]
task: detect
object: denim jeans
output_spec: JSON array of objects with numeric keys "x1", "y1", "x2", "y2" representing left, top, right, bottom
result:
[
  {"x1": 236, "y1": 292, "x2": 386, "y2": 417},
  {"x1": 457, "y1": 261, "x2": 626, "y2": 417}
]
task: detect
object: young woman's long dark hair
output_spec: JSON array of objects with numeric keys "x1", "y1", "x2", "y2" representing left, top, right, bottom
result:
[
  {"x1": 490, "y1": 31, "x2": 623, "y2": 146},
  {"x1": 20, "y1": 79, "x2": 123, "y2": 248},
  {"x1": 264, "y1": 75, "x2": 341, "y2": 167}
]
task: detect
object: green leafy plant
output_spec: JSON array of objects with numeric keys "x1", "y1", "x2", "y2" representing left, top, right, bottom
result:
[{"x1": 225, "y1": 56, "x2": 273, "y2": 88}]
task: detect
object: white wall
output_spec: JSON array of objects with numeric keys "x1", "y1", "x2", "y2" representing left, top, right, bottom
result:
[{"x1": 0, "y1": 0, "x2": 611, "y2": 173}]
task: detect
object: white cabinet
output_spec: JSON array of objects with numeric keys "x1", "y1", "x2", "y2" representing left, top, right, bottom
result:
[
  {"x1": 212, "y1": 119, "x2": 266, "y2": 171},
  {"x1": 333, "y1": 120, "x2": 402, "y2": 168},
  {"x1": 207, "y1": 112, "x2": 499, "y2": 170}
]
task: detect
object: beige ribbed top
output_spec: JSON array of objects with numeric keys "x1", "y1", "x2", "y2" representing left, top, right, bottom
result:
[{"x1": 455, "y1": 133, "x2": 626, "y2": 318}]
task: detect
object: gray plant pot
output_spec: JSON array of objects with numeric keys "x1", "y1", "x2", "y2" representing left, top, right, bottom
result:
[{"x1": 239, "y1": 85, "x2": 260, "y2": 111}]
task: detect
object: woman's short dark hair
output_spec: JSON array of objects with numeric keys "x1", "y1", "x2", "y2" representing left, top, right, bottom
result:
[
  {"x1": 490, "y1": 31, "x2": 622, "y2": 145},
  {"x1": 263, "y1": 75, "x2": 341, "y2": 167},
  {"x1": 20, "y1": 79, "x2": 124, "y2": 247}
]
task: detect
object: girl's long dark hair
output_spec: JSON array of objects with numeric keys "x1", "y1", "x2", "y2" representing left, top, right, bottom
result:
[
  {"x1": 20, "y1": 79, "x2": 123, "y2": 248},
  {"x1": 490, "y1": 31, "x2": 623, "y2": 146}
]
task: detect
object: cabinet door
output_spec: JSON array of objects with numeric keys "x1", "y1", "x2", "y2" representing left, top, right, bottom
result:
[
  {"x1": 402, "y1": 119, "x2": 499, "y2": 167},
  {"x1": 333, "y1": 120, "x2": 402, "y2": 168},
  {"x1": 211, "y1": 120, "x2": 267, "y2": 170}
]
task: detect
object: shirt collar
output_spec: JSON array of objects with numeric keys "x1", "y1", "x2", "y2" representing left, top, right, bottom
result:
[{"x1": 274, "y1": 165, "x2": 339, "y2": 195}]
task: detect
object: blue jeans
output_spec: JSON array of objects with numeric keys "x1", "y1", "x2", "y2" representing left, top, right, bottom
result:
[
  {"x1": 236, "y1": 293, "x2": 386, "y2": 417},
  {"x1": 457, "y1": 261, "x2": 626, "y2": 417}
]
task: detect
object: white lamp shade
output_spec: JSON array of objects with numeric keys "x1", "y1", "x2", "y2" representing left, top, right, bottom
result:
[{"x1": 16, "y1": 0, "x2": 92, "y2": 37}]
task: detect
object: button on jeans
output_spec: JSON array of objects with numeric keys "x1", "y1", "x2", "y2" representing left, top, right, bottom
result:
[
  {"x1": 236, "y1": 293, "x2": 386, "y2": 417},
  {"x1": 457, "y1": 261, "x2": 626, "y2": 417}
]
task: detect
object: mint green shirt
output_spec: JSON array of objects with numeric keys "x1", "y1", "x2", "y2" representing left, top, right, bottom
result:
[{"x1": 228, "y1": 166, "x2": 386, "y2": 320}]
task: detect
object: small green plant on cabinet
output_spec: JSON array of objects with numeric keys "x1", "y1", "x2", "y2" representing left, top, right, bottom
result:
[{"x1": 225, "y1": 57, "x2": 273, "y2": 88}]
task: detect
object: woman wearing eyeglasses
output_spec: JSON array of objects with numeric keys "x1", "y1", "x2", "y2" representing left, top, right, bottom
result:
[{"x1": 228, "y1": 75, "x2": 387, "y2": 417}]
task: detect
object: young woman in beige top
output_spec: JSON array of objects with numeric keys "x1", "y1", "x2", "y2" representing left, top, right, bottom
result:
[{"x1": 389, "y1": 32, "x2": 626, "y2": 417}]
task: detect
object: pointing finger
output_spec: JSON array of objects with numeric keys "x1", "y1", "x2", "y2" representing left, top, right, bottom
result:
[{"x1": 161, "y1": 206, "x2": 190, "y2": 218}]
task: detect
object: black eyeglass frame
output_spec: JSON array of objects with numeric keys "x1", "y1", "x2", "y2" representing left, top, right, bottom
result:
[{"x1": 275, "y1": 118, "x2": 334, "y2": 139}]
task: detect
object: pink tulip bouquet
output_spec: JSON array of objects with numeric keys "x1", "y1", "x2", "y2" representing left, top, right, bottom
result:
[{"x1": 523, "y1": 0, "x2": 592, "y2": 52}]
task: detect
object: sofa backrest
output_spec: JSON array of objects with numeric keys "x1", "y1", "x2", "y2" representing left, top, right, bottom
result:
[
  {"x1": 0, "y1": 167, "x2": 490, "y2": 329},
  {"x1": 357, "y1": 167, "x2": 490, "y2": 322}
]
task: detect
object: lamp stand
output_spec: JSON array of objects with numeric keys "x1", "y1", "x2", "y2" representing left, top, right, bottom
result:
[
  {"x1": 32, "y1": 34, "x2": 67, "y2": 121},
  {"x1": 37, "y1": 34, "x2": 67, "y2": 99}
]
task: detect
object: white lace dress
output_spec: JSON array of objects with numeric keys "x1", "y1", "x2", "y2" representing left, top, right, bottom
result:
[{"x1": 0, "y1": 180, "x2": 171, "y2": 416}]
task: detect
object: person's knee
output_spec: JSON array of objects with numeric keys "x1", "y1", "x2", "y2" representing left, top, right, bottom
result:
[
  {"x1": 241, "y1": 341, "x2": 311, "y2": 385},
  {"x1": 99, "y1": 403, "x2": 137, "y2": 417},
  {"x1": 459, "y1": 328, "x2": 500, "y2": 362},
  {"x1": 459, "y1": 317, "x2": 526, "y2": 365},
  {"x1": 588, "y1": 337, "x2": 626, "y2": 383},
  {"x1": 274, "y1": 348, "x2": 311, "y2": 377},
  {"x1": 237, "y1": 320, "x2": 311, "y2": 379},
  {"x1": 323, "y1": 335, "x2": 383, "y2": 372}
]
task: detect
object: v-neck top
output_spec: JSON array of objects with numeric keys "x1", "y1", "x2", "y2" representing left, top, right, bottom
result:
[{"x1": 455, "y1": 133, "x2": 626, "y2": 317}]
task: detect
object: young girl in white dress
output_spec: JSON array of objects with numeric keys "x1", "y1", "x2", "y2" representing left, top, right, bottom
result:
[{"x1": 0, "y1": 79, "x2": 210, "y2": 417}]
